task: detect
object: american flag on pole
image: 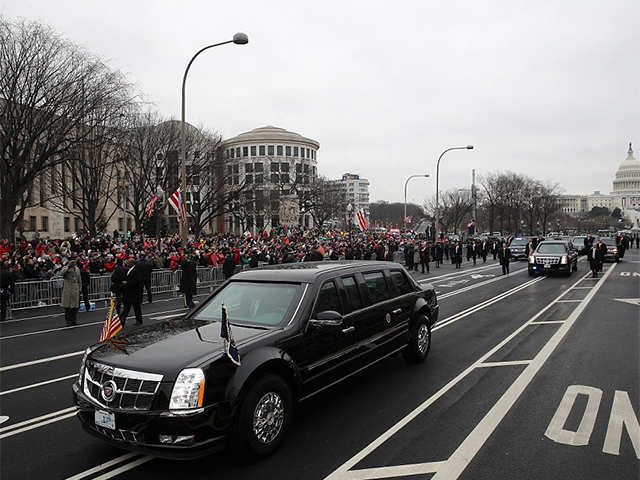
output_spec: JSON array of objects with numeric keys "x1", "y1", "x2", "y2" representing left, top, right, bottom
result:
[
  {"x1": 220, "y1": 304, "x2": 241, "y2": 366},
  {"x1": 100, "y1": 298, "x2": 123, "y2": 342},
  {"x1": 168, "y1": 188, "x2": 187, "y2": 225},
  {"x1": 146, "y1": 194, "x2": 158, "y2": 218},
  {"x1": 355, "y1": 208, "x2": 370, "y2": 231}
]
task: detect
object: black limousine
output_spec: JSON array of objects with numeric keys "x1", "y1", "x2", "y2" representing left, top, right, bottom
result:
[{"x1": 73, "y1": 261, "x2": 439, "y2": 459}]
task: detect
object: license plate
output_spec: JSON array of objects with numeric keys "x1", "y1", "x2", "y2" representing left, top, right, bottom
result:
[
  {"x1": 95, "y1": 409, "x2": 115, "y2": 430},
  {"x1": 544, "y1": 264, "x2": 551, "y2": 269}
]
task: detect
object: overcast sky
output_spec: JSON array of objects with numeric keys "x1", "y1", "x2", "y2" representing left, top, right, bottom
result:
[{"x1": 3, "y1": 1, "x2": 639, "y2": 204}]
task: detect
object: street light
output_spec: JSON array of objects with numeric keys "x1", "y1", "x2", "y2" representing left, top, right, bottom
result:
[
  {"x1": 434, "y1": 145, "x2": 474, "y2": 241},
  {"x1": 180, "y1": 33, "x2": 249, "y2": 244},
  {"x1": 404, "y1": 174, "x2": 429, "y2": 231},
  {"x1": 347, "y1": 203, "x2": 353, "y2": 239}
]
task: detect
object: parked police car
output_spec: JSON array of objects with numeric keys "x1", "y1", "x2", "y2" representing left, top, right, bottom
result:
[
  {"x1": 528, "y1": 241, "x2": 578, "y2": 276},
  {"x1": 73, "y1": 262, "x2": 439, "y2": 459}
]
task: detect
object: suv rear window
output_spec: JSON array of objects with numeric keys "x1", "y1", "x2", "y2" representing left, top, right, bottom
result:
[
  {"x1": 389, "y1": 270, "x2": 413, "y2": 295},
  {"x1": 362, "y1": 272, "x2": 390, "y2": 304}
]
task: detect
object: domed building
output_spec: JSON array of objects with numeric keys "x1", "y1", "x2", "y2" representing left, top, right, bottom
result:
[{"x1": 613, "y1": 142, "x2": 640, "y2": 209}]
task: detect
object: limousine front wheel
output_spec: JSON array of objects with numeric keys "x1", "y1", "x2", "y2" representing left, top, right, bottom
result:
[
  {"x1": 232, "y1": 374, "x2": 293, "y2": 458},
  {"x1": 403, "y1": 316, "x2": 431, "y2": 364}
]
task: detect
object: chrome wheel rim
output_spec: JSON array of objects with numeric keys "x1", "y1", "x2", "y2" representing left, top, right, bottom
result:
[
  {"x1": 252, "y1": 392, "x2": 284, "y2": 444},
  {"x1": 417, "y1": 324, "x2": 429, "y2": 354}
]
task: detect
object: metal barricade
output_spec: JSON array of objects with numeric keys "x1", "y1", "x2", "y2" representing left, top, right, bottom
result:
[
  {"x1": 151, "y1": 269, "x2": 176, "y2": 296},
  {"x1": 88, "y1": 275, "x2": 112, "y2": 303},
  {"x1": 11, "y1": 280, "x2": 58, "y2": 309}
]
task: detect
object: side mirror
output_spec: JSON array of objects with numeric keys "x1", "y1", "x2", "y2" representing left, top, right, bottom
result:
[{"x1": 309, "y1": 310, "x2": 343, "y2": 328}]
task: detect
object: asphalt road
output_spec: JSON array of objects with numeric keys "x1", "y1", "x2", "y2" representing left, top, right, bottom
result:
[{"x1": 1, "y1": 251, "x2": 638, "y2": 480}]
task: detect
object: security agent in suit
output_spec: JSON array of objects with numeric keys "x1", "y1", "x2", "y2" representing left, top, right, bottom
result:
[
  {"x1": 137, "y1": 255, "x2": 153, "y2": 303},
  {"x1": 110, "y1": 261, "x2": 127, "y2": 315},
  {"x1": 179, "y1": 254, "x2": 198, "y2": 309},
  {"x1": 587, "y1": 242, "x2": 604, "y2": 277},
  {"x1": 454, "y1": 242, "x2": 463, "y2": 269},
  {"x1": 498, "y1": 242, "x2": 511, "y2": 275},
  {"x1": 0, "y1": 261, "x2": 15, "y2": 322},
  {"x1": 120, "y1": 258, "x2": 144, "y2": 326}
]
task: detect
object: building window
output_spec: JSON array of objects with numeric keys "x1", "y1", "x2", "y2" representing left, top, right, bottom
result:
[
  {"x1": 235, "y1": 147, "x2": 241, "y2": 158},
  {"x1": 259, "y1": 145, "x2": 265, "y2": 156},
  {"x1": 307, "y1": 148, "x2": 310, "y2": 159},
  {"x1": 304, "y1": 164, "x2": 309, "y2": 173},
  {"x1": 255, "y1": 174, "x2": 264, "y2": 184},
  {"x1": 311, "y1": 150, "x2": 315, "y2": 160},
  {"x1": 74, "y1": 217, "x2": 81, "y2": 232},
  {"x1": 281, "y1": 162, "x2": 289, "y2": 172},
  {"x1": 250, "y1": 145, "x2": 256, "y2": 156},
  {"x1": 271, "y1": 173, "x2": 279, "y2": 184},
  {"x1": 233, "y1": 176, "x2": 239, "y2": 185},
  {"x1": 271, "y1": 162, "x2": 279, "y2": 172},
  {"x1": 233, "y1": 164, "x2": 239, "y2": 174},
  {"x1": 245, "y1": 163, "x2": 253, "y2": 173},
  {"x1": 277, "y1": 145, "x2": 283, "y2": 156},
  {"x1": 245, "y1": 174, "x2": 253, "y2": 184},
  {"x1": 254, "y1": 162, "x2": 263, "y2": 172},
  {"x1": 230, "y1": 148, "x2": 235, "y2": 159},
  {"x1": 127, "y1": 218, "x2": 132, "y2": 232},
  {"x1": 285, "y1": 146, "x2": 291, "y2": 156},
  {"x1": 64, "y1": 217, "x2": 70, "y2": 232},
  {"x1": 267, "y1": 145, "x2": 274, "y2": 156},
  {"x1": 296, "y1": 163, "x2": 302, "y2": 173},
  {"x1": 40, "y1": 216, "x2": 49, "y2": 232},
  {"x1": 281, "y1": 173, "x2": 290, "y2": 184},
  {"x1": 242, "y1": 146, "x2": 248, "y2": 157},
  {"x1": 28, "y1": 216, "x2": 37, "y2": 231},
  {"x1": 294, "y1": 146, "x2": 299, "y2": 157}
]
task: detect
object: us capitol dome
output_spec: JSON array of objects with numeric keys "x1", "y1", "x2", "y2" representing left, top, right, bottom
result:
[{"x1": 613, "y1": 142, "x2": 640, "y2": 209}]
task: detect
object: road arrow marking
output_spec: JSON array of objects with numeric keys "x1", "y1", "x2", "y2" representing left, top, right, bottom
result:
[
  {"x1": 471, "y1": 274, "x2": 496, "y2": 279},
  {"x1": 614, "y1": 298, "x2": 640, "y2": 307},
  {"x1": 0, "y1": 416, "x2": 8, "y2": 425}
]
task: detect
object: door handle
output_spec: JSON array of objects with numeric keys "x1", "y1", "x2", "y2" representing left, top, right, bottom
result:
[
  {"x1": 392, "y1": 308, "x2": 402, "y2": 315},
  {"x1": 341, "y1": 326, "x2": 355, "y2": 334}
]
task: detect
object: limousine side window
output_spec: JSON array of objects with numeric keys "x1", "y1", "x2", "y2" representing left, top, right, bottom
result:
[
  {"x1": 341, "y1": 275, "x2": 363, "y2": 312},
  {"x1": 362, "y1": 271, "x2": 390, "y2": 304},
  {"x1": 313, "y1": 280, "x2": 342, "y2": 316},
  {"x1": 389, "y1": 270, "x2": 413, "y2": 295}
]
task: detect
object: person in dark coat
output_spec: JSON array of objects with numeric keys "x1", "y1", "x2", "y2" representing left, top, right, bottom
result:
[
  {"x1": 498, "y1": 242, "x2": 511, "y2": 275},
  {"x1": 249, "y1": 249, "x2": 259, "y2": 268},
  {"x1": 80, "y1": 267, "x2": 91, "y2": 312},
  {"x1": 405, "y1": 244, "x2": 414, "y2": 270},
  {"x1": 120, "y1": 258, "x2": 144, "y2": 326},
  {"x1": 137, "y1": 255, "x2": 153, "y2": 303},
  {"x1": 454, "y1": 242, "x2": 463, "y2": 269},
  {"x1": 179, "y1": 255, "x2": 197, "y2": 309},
  {"x1": 0, "y1": 261, "x2": 14, "y2": 322},
  {"x1": 434, "y1": 242, "x2": 443, "y2": 268},
  {"x1": 222, "y1": 253, "x2": 236, "y2": 280},
  {"x1": 110, "y1": 261, "x2": 127, "y2": 315},
  {"x1": 587, "y1": 242, "x2": 604, "y2": 277},
  {"x1": 419, "y1": 242, "x2": 430, "y2": 274}
]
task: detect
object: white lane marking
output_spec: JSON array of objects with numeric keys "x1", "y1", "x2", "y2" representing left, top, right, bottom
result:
[
  {"x1": 0, "y1": 416, "x2": 8, "y2": 425},
  {"x1": 325, "y1": 271, "x2": 593, "y2": 480},
  {"x1": 417, "y1": 263, "x2": 501, "y2": 283},
  {"x1": 0, "y1": 351, "x2": 83, "y2": 372},
  {"x1": 0, "y1": 406, "x2": 77, "y2": 433},
  {"x1": 613, "y1": 298, "x2": 640, "y2": 307},
  {"x1": 438, "y1": 267, "x2": 528, "y2": 300},
  {"x1": 557, "y1": 299, "x2": 582, "y2": 303},
  {"x1": 431, "y1": 264, "x2": 615, "y2": 480},
  {"x1": 65, "y1": 453, "x2": 141, "y2": 480},
  {"x1": 476, "y1": 360, "x2": 532, "y2": 368},
  {"x1": 0, "y1": 308, "x2": 188, "y2": 340},
  {"x1": 0, "y1": 411, "x2": 77, "y2": 439},
  {"x1": 530, "y1": 320, "x2": 566, "y2": 324},
  {"x1": 90, "y1": 456, "x2": 154, "y2": 480},
  {"x1": 572, "y1": 286, "x2": 593, "y2": 289},
  {"x1": 544, "y1": 385, "x2": 603, "y2": 446},
  {"x1": 340, "y1": 461, "x2": 446, "y2": 479},
  {"x1": 433, "y1": 277, "x2": 544, "y2": 331},
  {"x1": 0, "y1": 374, "x2": 78, "y2": 396},
  {"x1": 152, "y1": 312, "x2": 185, "y2": 320},
  {"x1": 603, "y1": 390, "x2": 640, "y2": 458}
]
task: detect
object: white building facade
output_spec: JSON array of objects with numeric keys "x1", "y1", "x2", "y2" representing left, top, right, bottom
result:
[{"x1": 341, "y1": 173, "x2": 370, "y2": 214}]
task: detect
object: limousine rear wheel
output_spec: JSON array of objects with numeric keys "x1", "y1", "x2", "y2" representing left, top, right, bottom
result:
[
  {"x1": 233, "y1": 374, "x2": 292, "y2": 458},
  {"x1": 403, "y1": 315, "x2": 431, "y2": 364}
]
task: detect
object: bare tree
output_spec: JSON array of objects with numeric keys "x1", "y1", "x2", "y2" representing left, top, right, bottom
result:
[
  {"x1": 426, "y1": 190, "x2": 473, "y2": 234},
  {"x1": 0, "y1": 18, "x2": 133, "y2": 239}
]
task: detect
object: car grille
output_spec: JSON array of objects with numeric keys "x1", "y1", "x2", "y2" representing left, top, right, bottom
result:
[
  {"x1": 536, "y1": 256, "x2": 560, "y2": 265},
  {"x1": 84, "y1": 361, "x2": 163, "y2": 411},
  {"x1": 95, "y1": 425, "x2": 142, "y2": 443}
]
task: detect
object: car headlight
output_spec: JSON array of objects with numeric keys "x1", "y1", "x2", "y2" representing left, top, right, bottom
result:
[
  {"x1": 529, "y1": 256, "x2": 535, "y2": 264},
  {"x1": 612, "y1": 248, "x2": 618, "y2": 253},
  {"x1": 169, "y1": 368, "x2": 205, "y2": 410},
  {"x1": 79, "y1": 347, "x2": 91, "y2": 382},
  {"x1": 561, "y1": 255, "x2": 568, "y2": 264}
]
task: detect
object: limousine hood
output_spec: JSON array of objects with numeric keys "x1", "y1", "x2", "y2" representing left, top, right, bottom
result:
[{"x1": 90, "y1": 317, "x2": 270, "y2": 378}]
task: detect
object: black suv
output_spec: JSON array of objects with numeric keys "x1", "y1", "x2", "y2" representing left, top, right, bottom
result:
[
  {"x1": 73, "y1": 261, "x2": 439, "y2": 459},
  {"x1": 528, "y1": 241, "x2": 578, "y2": 276}
]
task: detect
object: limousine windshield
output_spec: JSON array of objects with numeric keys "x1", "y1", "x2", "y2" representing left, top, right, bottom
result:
[{"x1": 194, "y1": 281, "x2": 304, "y2": 327}]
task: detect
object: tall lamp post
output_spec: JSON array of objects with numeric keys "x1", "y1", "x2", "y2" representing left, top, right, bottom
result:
[
  {"x1": 180, "y1": 33, "x2": 249, "y2": 244},
  {"x1": 347, "y1": 203, "x2": 353, "y2": 239},
  {"x1": 404, "y1": 174, "x2": 429, "y2": 231},
  {"x1": 434, "y1": 145, "x2": 474, "y2": 241}
]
